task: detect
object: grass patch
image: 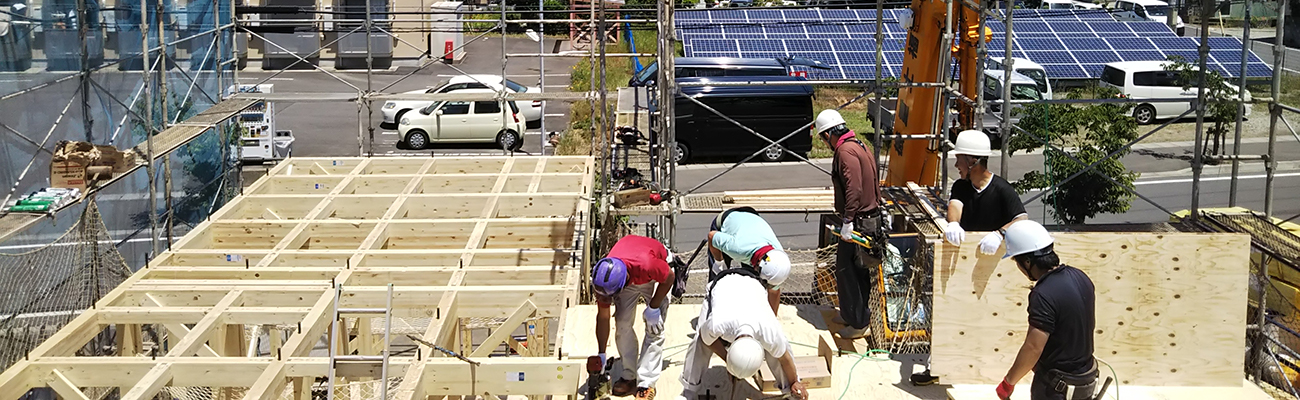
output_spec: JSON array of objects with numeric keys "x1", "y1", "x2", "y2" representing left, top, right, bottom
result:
[{"x1": 557, "y1": 28, "x2": 658, "y2": 156}]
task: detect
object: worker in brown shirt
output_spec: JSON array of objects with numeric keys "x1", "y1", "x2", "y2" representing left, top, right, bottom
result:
[{"x1": 814, "y1": 109, "x2": 884, "y2": 339}]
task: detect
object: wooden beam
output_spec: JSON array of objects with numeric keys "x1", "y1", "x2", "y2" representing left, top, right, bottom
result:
[
  {"x1": 47, "y1": 369, "x2": 90, "y2": 400},
  {"x1": 140, "y1": 294, "x2": 222, "y2": 358},
  {"x1": 470, "y1": 300, "x2": 537, "y2": 357},
  {"x1": 118, "y1": 363, "x2": 173, "y2": 400}
]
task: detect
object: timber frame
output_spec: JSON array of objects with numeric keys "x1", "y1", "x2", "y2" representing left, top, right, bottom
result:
[{"x1": 0, "y1": 156, "x2": 595, "y2": 399}]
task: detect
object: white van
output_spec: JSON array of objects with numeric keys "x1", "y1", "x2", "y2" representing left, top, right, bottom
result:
[
  {"x1": 398, "y1": 88, "x2": 528, "y2": 150},
  {"x1": 984, "y1": 70, "x2": 1044, "y2": 114},
  {"x1": 1098, "y1": 60, "x2": 1251, "y2": 124},
  {"x1": 1113, "y1": 0, "x2": 1185, "y2": 35},
  {"x1": 986, "y1": 57, "x2": 1053, "y2": 100},
  {"x1": 1042, "y1": 0, "x2": 1102, "y2": 9}
]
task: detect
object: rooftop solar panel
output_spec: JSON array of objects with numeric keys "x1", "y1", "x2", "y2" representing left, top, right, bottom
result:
[{"x1": 676, "y1": 9, "x2": 1272, "y2": 80}]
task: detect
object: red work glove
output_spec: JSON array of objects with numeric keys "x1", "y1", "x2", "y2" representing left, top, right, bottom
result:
[{"x1": 995, "y1": 379, "x2": 1014, "y2": 400}]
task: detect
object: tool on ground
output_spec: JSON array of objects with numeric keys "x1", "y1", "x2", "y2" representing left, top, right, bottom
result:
[
  {"x1": 824, "y1": 224, "x2": 875, "y2": 249},
  {"x1": 405, "y1": 334, "x2": 481, "y2": 366}
]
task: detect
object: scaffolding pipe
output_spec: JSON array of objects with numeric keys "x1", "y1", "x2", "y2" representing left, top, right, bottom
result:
[
  {"x1": 1189, "y1": 0, "x2": 1213, "y2": 221},
  {"x1": 1266, "y1": 0, "x2": 1286, "y2": 217},
  {"x1": 141, "y1": 0, "x2": 159, "y2": 258},
  {"x1": 873, "y1": 0, "x2": 885, "y2": 193},
  {"x1": 1231, "y1": 0, "x2": 1252, "y2": 206},
  {"x1": 1000, "y1": 0, "x2": 1014, "y2": 179}
]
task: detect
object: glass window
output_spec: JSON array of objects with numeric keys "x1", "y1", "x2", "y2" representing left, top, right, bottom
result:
[
  {"x1": 504, "y1": 79, "x2": 528, "y2": 92},
  {"x1": 1017, "y1": 69, "x2": 1049, "y2": 95},
  {"x1": 466, "y1": 83, "x2": 490, "y2": 89},
  {"x1": 1133, "y1": 71, "x2": 1158, "y2": 86},
  {"x1": 474, "y1": 101, "x2": 501, "y2": 114},
  {"x1": 1010, "y1": 84, "x2": 1042, "y2": 100},
  {"x1": 1101, "y1": 66, "x2": 1126, "y2": 86},
  {"x1": 441, "y1": 101, "x2": 470, "y2": 115},
  {"x1": 1145, "y1": 5, "x2": 1169, "y2": 16},
  {"x1": 437, "y1": 83, "x2": 468, "y2": 93},
  {"x1": 983, "y1": 76, "x2": 1002, "y2": 99}
]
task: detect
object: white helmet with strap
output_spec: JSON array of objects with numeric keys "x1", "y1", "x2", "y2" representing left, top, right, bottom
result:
[{"x1": 1003, "y1": 220, "x2": 1055, "y2": 260}]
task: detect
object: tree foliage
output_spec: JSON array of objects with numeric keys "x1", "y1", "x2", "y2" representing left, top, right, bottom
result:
[
  {"x1": 1164, "y1": 55, "x2": 1242, "y2": 161},
  {"x1": 1007, "y1": 87, "x2": 1141, "y2": 224}
]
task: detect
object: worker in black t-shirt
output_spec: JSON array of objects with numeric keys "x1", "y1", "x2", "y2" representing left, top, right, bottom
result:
[
  {"x1": 996, "y1": 220, "x2": 1098, "y2": 400},
  {"x1": 944, "y1": 130, "x2": 1028, "y2": 255}
]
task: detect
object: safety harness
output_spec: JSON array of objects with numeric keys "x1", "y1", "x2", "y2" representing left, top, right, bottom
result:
[{"x1": 710, "y1": 206, "x2": 765, "y2": 269}]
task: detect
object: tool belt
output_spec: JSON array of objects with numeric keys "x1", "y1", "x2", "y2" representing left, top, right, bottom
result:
[
  {"x1": 1045, "y1": 359, "x2": 1100, "y2": 400},
  {"x1": 704, "y1": 267, "x2": 762, "y2": 319},
  {"x1": 851, "y1": 212, "x2": 887, "y2": 269}
]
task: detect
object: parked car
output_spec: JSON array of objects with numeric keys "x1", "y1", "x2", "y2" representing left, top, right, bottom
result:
[
  {"x1": 628, "y1": 56, "x2": 829, "y2": 87},
  {"x1": 983, "y1": 69, "x2": 1044, "y2": 114},
  {"x1": 670, "y1": 76, "x2": 814, "y2": 163},
  {"x1": 1099, "y1": 60, "x2": 1251, "y2": 124},
  {"x1": 986, "y1": 57, "x2": 1054, "y2": 100},
  {"x1": 397, "y1": 89, "x2": 527, "y2": 150},
  {"x1": 382, "y1": 74, "x2": 540, "y2": 129},
  {"x1": 1112, "y1": 0, "x2": 1184, "y2": 35}
]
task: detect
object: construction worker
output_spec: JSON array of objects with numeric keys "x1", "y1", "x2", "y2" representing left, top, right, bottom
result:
[
  {"x1": 677, "y1": 266, "x2": 809, "y2": 400},
  {"x1": 944, "y1": 130, "x2": 1028, "y2": 255},
  {"x1": 591, "y1": 234, "x2": 677, "y2": 399},
  {"x1": 996, "y1": 220, "x2": 1098, "y2": 400},
  {"x1": 708, "y1": 206, "x2": 793, "y2": 314},
  {"x1": 814, "y1": 109, "x2": 884, "y2": 340}
]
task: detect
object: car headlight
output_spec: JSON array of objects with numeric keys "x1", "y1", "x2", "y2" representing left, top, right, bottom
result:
[
  {"x1": 384, "y1": 103, "x2": 396, "y2": 109},
  {"x1": 400, "y1": 117, "x2": 409, "y2": 125}
]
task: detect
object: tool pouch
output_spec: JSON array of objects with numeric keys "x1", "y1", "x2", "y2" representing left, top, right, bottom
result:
[
  {"x1": 1047, "y1": 360, "x2": 1100, "y2": 400},
  {"x1": 853, "y1": 213, "x2": 887, "y2": 270}
]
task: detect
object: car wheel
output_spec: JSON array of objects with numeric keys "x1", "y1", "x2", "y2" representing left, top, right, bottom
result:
[
  {"x1": 394, "y1": 109, "x2": 410, "y2": 126},
  {"x1": 497, "y1": 130, "x2": 522, "y2": 150},
  {"x1": 673, "y1": 142, "x2": 690, "y2": 164},
  {"x1": 406, "y1": 130, "x2": 429, "y2": 150},
  {"x1": 1133, "y1": 104, "x2": 1156, "y2": 125},
  {"x1": 760, "y1": 144, "x2": 785, "y2": 162}
]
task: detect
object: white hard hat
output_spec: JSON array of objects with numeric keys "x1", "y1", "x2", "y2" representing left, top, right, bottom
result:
[
  {"x1": 952, "y1": 130, "x2": 992, "y2": 157},
  {"x1": 726, "y1": 336, "x2": 766, "y2": 379},
  {"x1": 1003, "y1": 220, "x2": 1055, "y2": 260},
  {"x1": 814, "y1": 109, "x2": 847, "y2": 134},
  {"x1": 758, "y1": 250, "x2": 791, "y2": 288}
]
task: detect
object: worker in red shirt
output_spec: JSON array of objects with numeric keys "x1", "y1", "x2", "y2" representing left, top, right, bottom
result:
[{"x1": 592, "y1": 234, "x2": 677, "y2": 400}]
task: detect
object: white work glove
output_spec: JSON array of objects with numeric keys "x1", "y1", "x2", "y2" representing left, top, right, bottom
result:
[
  {"x1": 979, "y1": 231, "x2": 1003, "y2": 255},
  {"x1": 644, "y1": 306, "x2": 664, "y2": 336},
  {"x1": 944, "y1": 222, "x2": 965, "y2": 245},
  {"x1": 840, "y1": 222, "x2": 854, "y2": 242}
]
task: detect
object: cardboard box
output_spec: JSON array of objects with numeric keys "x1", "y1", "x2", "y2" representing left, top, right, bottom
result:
[
  {"x1": 50, "y1": 161, "x2": 87, "y2": 190},
  {"x1": 756, "y1": 336, "x2": 834, "y2": 392},
  {"x1": 613, "y1": 188, "x2": 654, "y2": 208}
]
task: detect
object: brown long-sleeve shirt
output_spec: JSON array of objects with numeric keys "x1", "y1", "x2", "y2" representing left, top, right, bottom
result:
[{"x1": 831, "y1": 138, "x2": 881, "y2": 223}]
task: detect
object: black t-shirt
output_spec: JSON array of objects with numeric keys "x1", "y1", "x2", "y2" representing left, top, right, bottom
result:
[
  {"x1": 949, "y1": 175, "x2": 1027, "y2": 232},
  {"x1": 1028, "y1": 265, "x2": 1096, "y2": 375}
]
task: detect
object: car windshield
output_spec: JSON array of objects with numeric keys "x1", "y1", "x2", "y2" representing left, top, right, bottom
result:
[
  {"x1": 1010, "y1": 84, "x2": 1042, "y2": 100},
  {"x1": 634, "y1": 62, "x2": 658, "y2": 84},
  {"x1": 424, "y1": 101, "x2": 445, "y2": 113},
  {"x1": 504, "y1": 79, "x2": 528, "y2": 92},
  {"x1": 1145, "y1": 5, "x2": 1169, "y2": 16},
  {"x1": 1017, "y1": 69, "x2": 1049, "y2": 94},
  {"x1": 1048, "y1": 2, "x2": 1071, "y2": 9}
]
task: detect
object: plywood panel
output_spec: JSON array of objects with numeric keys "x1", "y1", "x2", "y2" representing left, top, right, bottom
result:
[
  {"x1": 947, "y1": 379, "x2": 1273, "y2": 400},
  {"x1": 931, "y1": 233, "x2": 1251, "y2": 387}
]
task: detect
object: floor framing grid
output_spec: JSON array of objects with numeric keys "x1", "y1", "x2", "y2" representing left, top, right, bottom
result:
[{"x1": 0, "y1": 156, "x2": 596, "y2": 400}]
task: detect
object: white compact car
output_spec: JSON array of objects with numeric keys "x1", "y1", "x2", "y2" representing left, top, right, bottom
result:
[
  {"x1": 1099, "y1": 60, "x2": 1251, "y2": 124},
  {"x1": 382, "y1": 74, "x2": 541, "y2": 129},
  {"x1": 397, "y1": 89, "x2": 528, "y2": 150}
]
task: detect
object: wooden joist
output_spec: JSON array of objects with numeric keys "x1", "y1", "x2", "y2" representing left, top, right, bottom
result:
[{"x1": 0, "y1": 157, "x2": 594, "y2": 399}]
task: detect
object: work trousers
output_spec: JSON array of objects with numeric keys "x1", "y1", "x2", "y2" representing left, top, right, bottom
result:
[
  {"x1": 834, "y1": 236, "x2": 875, "y2": 330},
  {"x1": 614, "y1": 282, "x2": 669, "y2": 388},
  {"x1": 679, "y1": 297, "x2": 788, "y2": 396}
]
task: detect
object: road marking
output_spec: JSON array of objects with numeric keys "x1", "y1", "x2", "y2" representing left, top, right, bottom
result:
[
  {"x1": 543, "y1": 113, "x2": 565, "y2": 117},
  {"x1": 381, "y1": 131, "x2": 399, "y2": 135},
  {"x1": 1133, "y1": 171, "x2": 1300, "y2": 186}
]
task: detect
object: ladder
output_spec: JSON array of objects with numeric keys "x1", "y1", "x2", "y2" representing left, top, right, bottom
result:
[{"x1": 328, "y1": 284, "x2": 393, "y2": 399}]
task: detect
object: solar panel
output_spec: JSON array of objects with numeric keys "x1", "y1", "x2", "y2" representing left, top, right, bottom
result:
[{"x1": 676, "y1": 8, "x2": 1273, "y2": 81}]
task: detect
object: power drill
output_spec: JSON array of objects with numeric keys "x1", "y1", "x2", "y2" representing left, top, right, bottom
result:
[{"x1": 586, "y1": 355, "x2": 616, "y2": 399}]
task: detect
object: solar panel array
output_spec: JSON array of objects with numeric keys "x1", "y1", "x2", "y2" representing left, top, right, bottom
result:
[{"x1": 675, "y1": 8, "x2": 1273, "y2": 81}]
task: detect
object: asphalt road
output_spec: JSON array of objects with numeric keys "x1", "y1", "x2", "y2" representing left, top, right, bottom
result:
[{"x1": 235, "y1": 37, "x2": 581, "y2": 158}]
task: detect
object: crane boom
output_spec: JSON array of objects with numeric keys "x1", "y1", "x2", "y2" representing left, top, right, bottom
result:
[{"x1": 888, "y1": 0, "x2": 986, "y2": 187}]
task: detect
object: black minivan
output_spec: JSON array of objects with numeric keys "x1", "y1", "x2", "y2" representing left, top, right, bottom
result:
[
  {"x1": 671, "y1": 76, "x2": 814, "y2": 163},
  {"x1": 629, "y1": 56, "x2": 828, "y2": 87}
]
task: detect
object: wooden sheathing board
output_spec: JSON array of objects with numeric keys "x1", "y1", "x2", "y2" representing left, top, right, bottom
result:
[
  {"x1": 0, "y1": 157, "x2": 595, "y2": 400},
  {"x1": 931, "y1": 232, "x2": 1252, "y2": 388}
]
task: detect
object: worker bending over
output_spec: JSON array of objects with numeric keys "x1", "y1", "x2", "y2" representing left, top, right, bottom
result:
[
  {"x1": 944, "y1": 130, "x2": 1028, "y2": 254},
  {"x1": 592, "y1": 234, "x2": 678, "y2": 399},
  {"x1": 677, "y1": 267, "x2": 809, "y2": 400},
  {"x1": 815, "y1": 109, "x2": 885, "y2": 340},
  {"x1": 708, "y1": 206, "x2": 792, "y2": 314},
  {"x1": 996, "y1": 220, "x2": 1098, "y2": 400}
]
